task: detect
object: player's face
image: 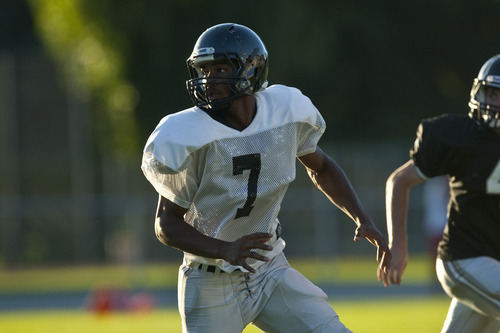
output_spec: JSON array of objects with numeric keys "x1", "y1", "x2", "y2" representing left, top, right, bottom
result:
[
  {"x1": 485, "y1": 87, "x2": 500, "y2": 108},
  {"x1": 484, "y1": 87, "x2": 500, "y2": 134},
  {"x1": 199, "y1": 61, "x2": 234, "y2": 102}
]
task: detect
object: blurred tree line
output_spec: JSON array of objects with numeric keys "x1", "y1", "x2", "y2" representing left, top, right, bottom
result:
[
  {"x1": 27, "y1": 0, "x2": 500, "y2": 155},
  {"x1": 1, "y1": 0, "x2": 499, "y2": 265}
]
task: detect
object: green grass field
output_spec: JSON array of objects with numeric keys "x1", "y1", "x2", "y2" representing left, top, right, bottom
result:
[
  {"x1": 0, "y1": 296, "x2": 450, "y2": 332},
  {"x1": 0, "y1": 255, "x2": 451, "y2": 332},
  {"x1": 0, "y1": 255, "x2": 436, "y2": 293}
]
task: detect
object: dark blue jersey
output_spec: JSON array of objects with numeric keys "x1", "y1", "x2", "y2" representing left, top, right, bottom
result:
[{"x1": 410, "y1": 114, "x2": 500, "y2": 261}]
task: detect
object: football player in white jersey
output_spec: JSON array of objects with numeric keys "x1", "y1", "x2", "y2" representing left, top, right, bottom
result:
[
  {"x1": 384, "y1": 54, "x2": 500, "y2": 332},
  {"x1": 142, "y1": 23, "x2": 391, "y2": 333}
]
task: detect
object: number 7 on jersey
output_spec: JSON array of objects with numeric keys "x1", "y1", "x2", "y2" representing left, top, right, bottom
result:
[{"x1": 233, "y1": 154, "x2": 261, "y2": 219}]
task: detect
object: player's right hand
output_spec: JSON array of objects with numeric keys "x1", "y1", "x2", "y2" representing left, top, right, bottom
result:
[
  {"x1": 224, "y1": 233, "x2": 273, "y2": 273},
  {"x1": 383, "y1": 248, "x2": 408, "y2": 286},
  {"x1": 354, "y1": 223, "x2": 392, "y2": 286}
]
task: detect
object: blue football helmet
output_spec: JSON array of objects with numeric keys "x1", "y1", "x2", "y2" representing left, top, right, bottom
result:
[{"x1": 186, "y1": 23, "x2": 269, "y2": 112}]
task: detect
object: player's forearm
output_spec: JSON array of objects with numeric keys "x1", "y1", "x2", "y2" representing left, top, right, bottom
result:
[
  {"x1": 385, "y1": 173, "x2": 410, "y2": 251},
  {"x1": 155, "y1": 213, "x2": 229, "y2": 259},
  {"x1": 385, "y1": 161, "x2": 426, "y2": 251},
  {"x1": 154, "y1": 196, "x2": 230, "y2": 259}
]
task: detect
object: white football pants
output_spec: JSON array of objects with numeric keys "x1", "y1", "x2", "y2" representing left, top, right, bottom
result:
[
  {"x1": 436, "y1": 257, "x2": 500, "y2": 333},
  {"x1": 177, "y1": 252, "x2": 352, "y2": 333}
]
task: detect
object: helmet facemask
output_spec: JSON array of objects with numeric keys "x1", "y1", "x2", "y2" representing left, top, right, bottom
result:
[
  {"x1": 468, "y1": 77, "x2": 500, "y2": 129},
  {"x1": 187, "y1": 49, "x2": 267, "y2": 113},
  {"x1": 468, "y1": 55, "x2": 500, "y2": 130}
]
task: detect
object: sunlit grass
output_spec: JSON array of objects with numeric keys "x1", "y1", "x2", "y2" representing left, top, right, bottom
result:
[
  {"x1": 0, "y1": 295, "x2": 450, "y2": 333},
  {"x1": 0, "y1": 255, "x2": 447, "y2": 332},
  {"x1": 290, "y1": 254, "x2": 434, "y2": 285},
  {"x1": 0, "y1": 255, "x2": 435, "y2": 294}
]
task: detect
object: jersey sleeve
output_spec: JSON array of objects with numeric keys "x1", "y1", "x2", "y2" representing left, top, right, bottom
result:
[
  {"x1": 296, "y1": 109, "x2": 325, "y2": 156},
  {"x1": 410, "y1": 115, "x2": 459, "y2": 178},
  {"x1": 141, "y1": 113, "x2": 203, "y2": 208},
  {"x1": 288, "y1": 88, "x2": 326, "y2": 156},
  {"x1": 141, "y1": 149, "x2": 198, "y2": 208}
]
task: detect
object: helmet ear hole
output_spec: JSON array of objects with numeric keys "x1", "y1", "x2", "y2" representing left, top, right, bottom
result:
[{"x1": 237, "y1": 79, "x2": 251, "y2": 91}]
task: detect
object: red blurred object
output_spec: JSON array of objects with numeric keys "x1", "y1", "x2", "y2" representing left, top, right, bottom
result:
[{"x1": 84, "y1": 285, "x2": 156, "y2": 315}]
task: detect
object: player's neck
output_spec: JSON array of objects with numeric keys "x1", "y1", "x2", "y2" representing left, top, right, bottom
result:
[{"x1": 220, "y1": 96, "x2": 257, "y2": 131}]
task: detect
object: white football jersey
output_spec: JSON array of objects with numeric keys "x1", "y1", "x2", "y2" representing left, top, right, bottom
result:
[{"x1": 141, "y1": 84, "x2": 326, "y2": 272}]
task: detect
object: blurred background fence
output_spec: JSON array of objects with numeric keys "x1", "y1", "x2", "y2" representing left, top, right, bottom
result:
[
  {"x1": 0, "y1": 0, "x2": 498, "y2": 268},
  {"x1": 0, "y1": 47, "x2": 417, "y2": 265}
]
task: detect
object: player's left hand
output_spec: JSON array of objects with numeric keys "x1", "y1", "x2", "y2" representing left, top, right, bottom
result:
[{"x1": 354, "y1": 223, "x2": 392, "y2": 287}]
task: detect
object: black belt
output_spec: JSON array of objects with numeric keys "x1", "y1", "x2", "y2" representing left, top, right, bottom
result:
[
  {"x1": 199, "y1": 223, "x2": 281, "y2": 274},
  {"x1": 198, "y1": 263, "x2": 220, "y2": 273}
]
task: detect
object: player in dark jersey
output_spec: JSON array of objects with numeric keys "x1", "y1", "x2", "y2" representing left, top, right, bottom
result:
[{"x1": 383, "y1": 54, "x2": 500, "y2": 332}]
